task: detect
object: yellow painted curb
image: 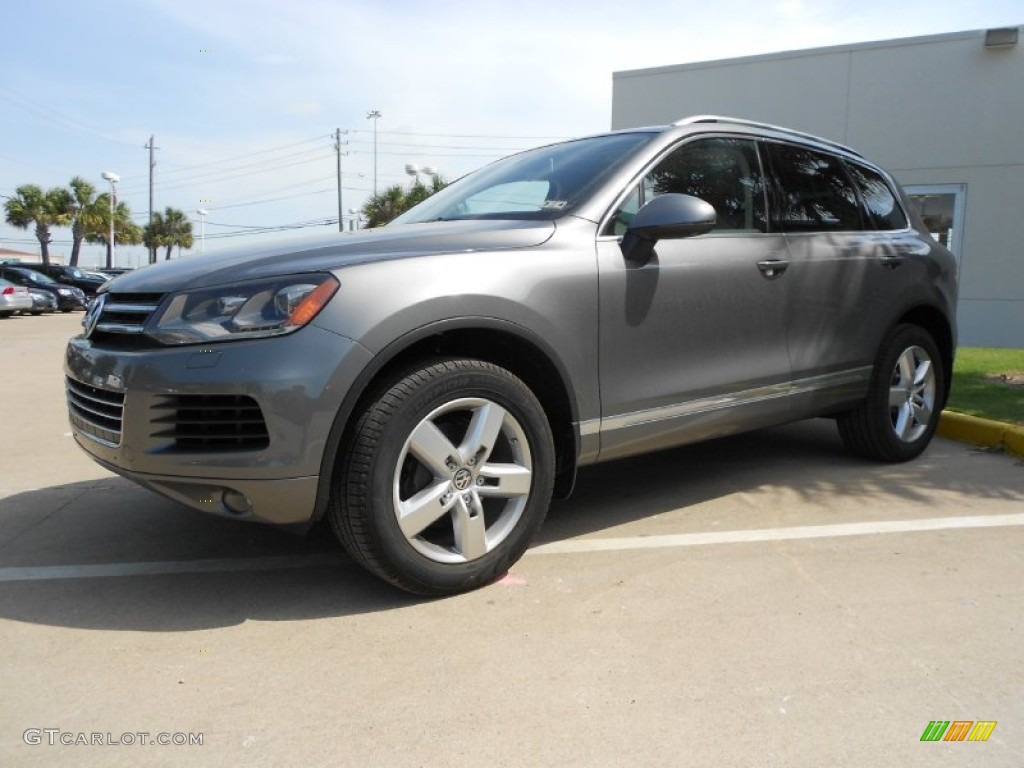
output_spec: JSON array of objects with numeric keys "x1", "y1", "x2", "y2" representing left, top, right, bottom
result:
[{"x1": 938, "y1": 411, "x2": 1024, "y2": 459}]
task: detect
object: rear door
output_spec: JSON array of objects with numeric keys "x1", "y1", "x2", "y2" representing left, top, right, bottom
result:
[{"x1": 763, "y1": 142, "x2": 917, "y2": 413}]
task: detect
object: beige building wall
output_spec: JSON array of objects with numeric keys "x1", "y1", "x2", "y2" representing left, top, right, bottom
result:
[{"x1": 612, "y1": 28, "x2": 1024, "y2": 348}]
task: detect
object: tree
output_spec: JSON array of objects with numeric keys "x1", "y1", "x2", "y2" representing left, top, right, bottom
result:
[
  {"x1": 361, "y1": 175, "x2": 447, "y2": 228},
  {"x1": 66, "y1": 177, "x2": 107, "y2": 267},
  {"x1": 85, "y1": 194, "x2": 142, "y2": 268},
  {"x1": 3, "y1": 184, "x2": 72, "y2": 265},
  {"x1": 144, "y1": 207, "x2": 194, "y2": 261}
]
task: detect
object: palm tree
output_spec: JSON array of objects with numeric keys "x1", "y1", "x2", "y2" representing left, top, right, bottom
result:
[
  {"x1": 3, "y1": 184, "x2": 72, "y2": 265},
  {"x1": 143, "y1": 211, "x2": 171, "y2": 260},
  {"x1": 66, "y1": 177, "x2": 107, "y2": 267},
  {"x1": 85, "y1": 195, "x2": 142, "y2": 267},
  {"x1": 163, "y1": 207, "x2": 194, "y2": 260},
  {"x1": 144, "y1": 207, "x2": 194, "y2": 260},
  {"x1": 361, "y1": 176, "x2": 447, "y2": 228}
]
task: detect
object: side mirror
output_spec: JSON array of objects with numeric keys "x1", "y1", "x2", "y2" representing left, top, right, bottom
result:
[{"x1": 621, "y1": 193, "x2": 716, "y2": 263}]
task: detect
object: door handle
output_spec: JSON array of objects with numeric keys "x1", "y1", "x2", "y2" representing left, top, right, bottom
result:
[
  {"x1": 757, "y1": 259, "x2": 789, "y2": 279},
  {"x1": 879, "y1": 255, "x2": 906, "y2": 269}
]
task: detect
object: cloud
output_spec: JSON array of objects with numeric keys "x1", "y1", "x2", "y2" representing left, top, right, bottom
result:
[{"x1": 284, "y1": 101, "x2": 322, "y2": 117}]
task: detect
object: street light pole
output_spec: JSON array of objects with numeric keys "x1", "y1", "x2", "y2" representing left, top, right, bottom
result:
[
  {"x1": 366, "y1": 109, "x2": 381, "y2": 195},
  {"x1": 101, "y1": 171, "x2": 120, "y2": 270},
  {"x1": 197, "y1": 209, "x2": 208, "y2": 256}
]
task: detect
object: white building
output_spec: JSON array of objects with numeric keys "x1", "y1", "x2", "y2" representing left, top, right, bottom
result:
[{"x1": 612, "y1": 26, "x2": 1023, "y2": 348}]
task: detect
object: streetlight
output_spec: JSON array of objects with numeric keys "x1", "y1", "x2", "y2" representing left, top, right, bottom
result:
[
  {"x1": 197, "y1": 209, "x2": 208, "y2": 256},
  {"x1": 405, "y1": 163, "x2": 420, "y2": 186},
  {"x1": 366, "y1": 109, "x2": 381, "y2": 195},
  {"x1": 101, "y1": 171, "x2": 119, "y2": 269}
]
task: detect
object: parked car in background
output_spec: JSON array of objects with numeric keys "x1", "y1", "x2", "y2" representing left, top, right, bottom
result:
[
  {"x1": 0, "y1": 278, "x2": 33, "y2": 317},
  {"x1": 65, "y1": 116, "x2": 958, "y2": 596},
  {"x1": 18, "y1": 263, "x2": 107, "y2": 297},
  {"x1": 81, "y1": 270, "x2": 111, "y2": 283},
  {"x1": 98, "y1": 267, "x2": 133, "y2": 278},
  {"x1": 0, "y1": 265, "x2": 87, "y2": 312},
  {"x1": 24, "y1": 288, "x2": 58, "y2": 315}
]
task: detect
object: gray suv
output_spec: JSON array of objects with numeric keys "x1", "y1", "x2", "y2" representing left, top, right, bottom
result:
[{"x1": 65, "y1": 116, "x2": 957, "y2": 594}]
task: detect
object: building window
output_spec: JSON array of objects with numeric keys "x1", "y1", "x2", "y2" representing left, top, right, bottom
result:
[{"x1": 904, "y1": 185, "x2": 967, "y2": 262}]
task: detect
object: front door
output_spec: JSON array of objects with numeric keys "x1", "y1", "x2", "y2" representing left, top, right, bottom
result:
[{"x1": 596, "y1": 136, "x2": 793, "y2": 461}]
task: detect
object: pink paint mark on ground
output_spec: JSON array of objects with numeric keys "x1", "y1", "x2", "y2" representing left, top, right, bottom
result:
[{"x1": 496, "y1": 572, "x2": 528, "y2": 586}]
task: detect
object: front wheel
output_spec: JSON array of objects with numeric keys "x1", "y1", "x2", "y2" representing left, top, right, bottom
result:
[
  {"x1": 837, "y1": 324, "x2": 945, "y2": 462},
  {"x1": 330, "y1": 359, "x2": 555, "y2": 595}
]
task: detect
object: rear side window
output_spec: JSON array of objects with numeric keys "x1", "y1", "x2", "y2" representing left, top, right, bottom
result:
[
  {"x1": 844, "y1": 162, "x2": 908, "y2": 230},
  {"x1": 766, "y1": 143, "x2": 862, "y2": 232}
]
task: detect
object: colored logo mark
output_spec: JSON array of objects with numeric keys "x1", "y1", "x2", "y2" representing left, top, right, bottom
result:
[{"x1": 920, "y1": 720, "x2": 997, "y2": 742}]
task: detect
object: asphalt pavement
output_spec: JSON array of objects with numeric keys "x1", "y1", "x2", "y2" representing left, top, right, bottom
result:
[{"x1": 1, "y1": 311, "x2": 1022, "y2": 767}]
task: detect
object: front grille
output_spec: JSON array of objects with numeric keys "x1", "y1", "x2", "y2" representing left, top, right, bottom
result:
[
  {"x1": 150, "y1": 394, "x2": 270, "y2": 452},
  {"x1": 66, "y1": 378, "x2": 125, "y2": 447},
  {"x1": 94, "y1": 292, "x2": 165, "y2": 335}
]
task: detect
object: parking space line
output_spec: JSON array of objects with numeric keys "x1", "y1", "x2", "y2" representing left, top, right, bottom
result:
[
  {"x1": 0, "y1": 513, "x2": 1021, "y2": 583},
  {"x1": 527, "y1": 513, "x2": 1024, "y2": 555}
]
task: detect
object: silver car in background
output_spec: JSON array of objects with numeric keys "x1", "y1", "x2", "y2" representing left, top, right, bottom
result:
[
  {"x1": 0, "y1": 278, "x2": 33, "y2": 317},
  {"x1": 65, "y1": 116, "x2": 958, "y2": 594}
]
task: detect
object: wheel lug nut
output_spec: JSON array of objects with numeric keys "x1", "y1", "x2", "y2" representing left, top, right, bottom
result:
[{"x1": 475, "y1": 476, "x2": 485, "y2": 486}]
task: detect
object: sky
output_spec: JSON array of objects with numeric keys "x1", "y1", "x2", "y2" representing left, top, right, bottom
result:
[{"x1": 1, "y1": 0, "x2": 1020, "y2": 268}]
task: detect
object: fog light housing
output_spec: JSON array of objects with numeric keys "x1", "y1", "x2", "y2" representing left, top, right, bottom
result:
[{"x1": 221, "y1": 489, "x2": 252, "y2": 516}]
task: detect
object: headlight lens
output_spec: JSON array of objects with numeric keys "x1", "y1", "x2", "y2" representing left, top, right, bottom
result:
[{"x1": 146, "y1": 274, "x2": 339, "y2": 345}]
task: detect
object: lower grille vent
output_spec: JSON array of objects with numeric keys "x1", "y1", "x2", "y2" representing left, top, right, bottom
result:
[{"x1": 151, "y1": 394, "x2": 269, "y2": 452}]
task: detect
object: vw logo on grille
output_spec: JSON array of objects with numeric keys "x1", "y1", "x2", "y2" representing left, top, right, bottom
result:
[
  {"x1": 452, "y1": 468, "x2": 473, "y2": 491},
  {"x1": 82, "y1": 294, "x2": 106, "y2": 339}
]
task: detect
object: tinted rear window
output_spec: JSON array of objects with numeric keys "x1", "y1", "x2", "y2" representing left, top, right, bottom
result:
[
  {"x1": 844, "y1": 162, "x2": 908, "y2": 230},
  {"x1": 767, "y1": 143, "x2": 862, "y2": 232}
]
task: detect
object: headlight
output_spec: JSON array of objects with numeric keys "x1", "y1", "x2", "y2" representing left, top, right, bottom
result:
[
  {"x1": 146, "y1": 274, "x2": 340, "y2": 345},
  {"x1": 57, "y1": 287, "x2": 72, "y2": 295}
]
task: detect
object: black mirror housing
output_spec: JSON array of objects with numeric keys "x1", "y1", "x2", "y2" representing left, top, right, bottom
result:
[{"x1": 621, "y1": 193, "x2": 717, "y2": 262}]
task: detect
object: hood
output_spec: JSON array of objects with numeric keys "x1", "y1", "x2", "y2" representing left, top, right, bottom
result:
[{"x1": 106, "y1": 219, "x2": 556, "y2": 293}]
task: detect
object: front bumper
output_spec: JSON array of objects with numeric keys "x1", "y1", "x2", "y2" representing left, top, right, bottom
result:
[{"x1": 65, "y1": 325, "x2": 373, "y2": 525}]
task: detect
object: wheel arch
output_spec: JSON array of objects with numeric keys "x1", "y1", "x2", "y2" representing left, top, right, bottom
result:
[{"x1": 312, "y1": 318, "x2": 581, "y2": 523}]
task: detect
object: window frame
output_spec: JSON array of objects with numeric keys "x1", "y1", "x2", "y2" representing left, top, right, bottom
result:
[
  {"x1": 599, "y1": 134, "x2": 772, "y2": 238},
  {"x1": 761, "y1": 139, "x2": 866, "y2": 234}
]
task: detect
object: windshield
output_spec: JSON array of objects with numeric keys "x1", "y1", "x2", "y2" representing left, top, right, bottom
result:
[
  {"x1": 392, "y1": 132, "x2": 654, "y2": 225},
  {"x1": 24, "y1": 269, "x2": 56, "y2": 284}
]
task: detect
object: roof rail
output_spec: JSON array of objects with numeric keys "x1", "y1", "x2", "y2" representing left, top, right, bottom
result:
[{"x1": 672, "y1": 115, "x2": 862, "y2": 157}]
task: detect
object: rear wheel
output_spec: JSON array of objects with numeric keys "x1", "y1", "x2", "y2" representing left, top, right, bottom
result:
[
  {"x1": 330, "y1": 359, "x2": 555, "y2": 595},
  {"x1": 838, "y1": 324, "x2": 945, "y2": 462}
]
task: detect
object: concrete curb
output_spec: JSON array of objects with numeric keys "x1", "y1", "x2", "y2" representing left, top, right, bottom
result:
[{"x1": 938, "y1": 410, "x2": 1024, "y2": 459}]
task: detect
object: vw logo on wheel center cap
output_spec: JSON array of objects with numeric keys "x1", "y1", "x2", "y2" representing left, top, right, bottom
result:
[{"x1": 452, "y1": 468, "x2": 473, "y2": 491}]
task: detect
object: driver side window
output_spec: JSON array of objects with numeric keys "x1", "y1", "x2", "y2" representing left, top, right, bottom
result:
[{"x1": 608, "y1": 137, "x2": 767, "y2": 235}]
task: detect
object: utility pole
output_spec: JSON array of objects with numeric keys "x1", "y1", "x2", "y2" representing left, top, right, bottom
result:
[
  {"x1": 366, "y1": 109, "x2": 381, "y2": 195},
  {"x1": 334, "y1": 128, "x2": 348, "y2": 232},
  {"x1": 144, "y1": 135, "x2": 158, "y2": 264}
]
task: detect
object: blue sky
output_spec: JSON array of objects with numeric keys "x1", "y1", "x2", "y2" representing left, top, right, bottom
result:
[{"x1": 1, "y1": 0, "x2": 1020, "y2": 267}]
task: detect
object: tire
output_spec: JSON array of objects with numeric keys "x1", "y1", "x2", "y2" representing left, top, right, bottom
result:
[
  {"x1": 837, "y1": 324, "x2": 945, "y2": 462},
  {"x1": 0, "y1": 311, "x2": 12, "y2": 318},
  {"x1": 330, "y1": 359, "x2": 555, "y2": 595}
]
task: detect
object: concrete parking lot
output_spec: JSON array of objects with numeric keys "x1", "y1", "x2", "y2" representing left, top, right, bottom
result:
[{"x1": 1, "y1": 311, "x2": 1022, "y2": 767}]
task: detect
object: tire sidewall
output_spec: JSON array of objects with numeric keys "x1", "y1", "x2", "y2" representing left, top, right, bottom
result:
[
  {"x1": 356, "y1": 361, "x2": 554, "y2": 593},
  {"x1": 868, "y1": 325, "x2": 945, "y2": 461}
]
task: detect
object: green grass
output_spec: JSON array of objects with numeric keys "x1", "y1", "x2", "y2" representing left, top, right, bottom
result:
[{"x1": 946, "y1": 347, "x2": 1024, "y2": 425}]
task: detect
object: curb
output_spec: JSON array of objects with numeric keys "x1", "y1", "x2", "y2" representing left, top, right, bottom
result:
[{"x1": 938, "y1": 411, "x2": 1024, "y2": 459}]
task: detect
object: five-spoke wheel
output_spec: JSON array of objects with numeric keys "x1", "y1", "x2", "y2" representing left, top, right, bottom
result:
[
  {"x1": 330, "y1": 359, "x2": 554, "y2": 595},
  {"x1": 838, "y1": 324, "x2": 946, "y2": 462}
]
